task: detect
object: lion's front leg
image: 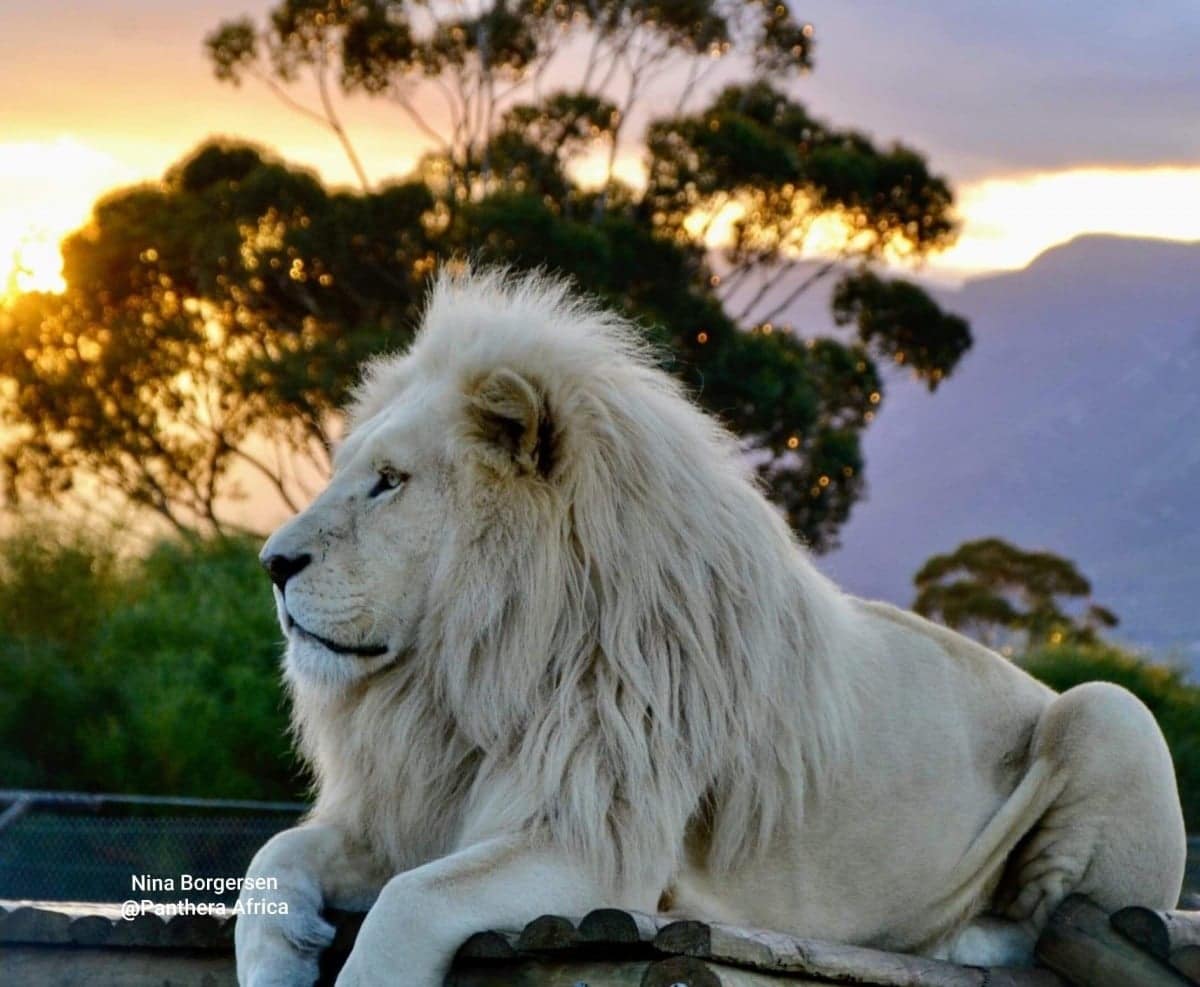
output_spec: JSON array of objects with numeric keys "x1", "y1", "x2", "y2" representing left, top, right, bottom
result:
[
  {"x1": 334, "y1": 836, "x2": 653, "y2": 987},
  {"x1": 236, "y1": 822, "x2": 388, "y2": 987}
]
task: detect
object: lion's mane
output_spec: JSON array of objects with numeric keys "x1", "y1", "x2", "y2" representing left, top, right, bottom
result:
[{"x1": 289, "y1": 269, "x2": 862, "y2": 890}]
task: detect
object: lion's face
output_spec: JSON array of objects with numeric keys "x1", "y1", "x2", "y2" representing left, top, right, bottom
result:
[{"x1": 260, "y1": 379, "x2": 457, "y2": 688}]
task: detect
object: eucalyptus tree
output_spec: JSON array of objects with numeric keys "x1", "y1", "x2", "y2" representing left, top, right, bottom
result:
[{"x1": 0, "y1": 2, "x2": 970, "y2": 547}]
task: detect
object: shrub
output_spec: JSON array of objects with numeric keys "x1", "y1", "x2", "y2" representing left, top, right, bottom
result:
[{"x1": 0, "y1": 526, "x2": 304, "y2": 800}]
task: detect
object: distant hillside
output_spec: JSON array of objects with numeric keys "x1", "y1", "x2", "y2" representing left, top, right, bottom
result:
[{"x1": 809, "y1": 236, "x2": 1200, "y2": 672}]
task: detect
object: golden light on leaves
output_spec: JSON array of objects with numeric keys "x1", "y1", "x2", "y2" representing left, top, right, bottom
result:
[
  {"x1": 682, "y1": 195, "x2": 923, "y2": 265},
  {"x1": 1, "y1": 233, "x2": 63, "y2": 298},
  {"x1": 566, "y1": 149, "x2": 644, "y2": 191}
]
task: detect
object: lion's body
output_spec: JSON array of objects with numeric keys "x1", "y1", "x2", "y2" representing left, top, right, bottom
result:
[
  {"x1": 670, "y1": 598, "x2": 1054, "y2": 953},
  {"x1": 237, "y1": 271, "x2": 1186, "y2": 986}
]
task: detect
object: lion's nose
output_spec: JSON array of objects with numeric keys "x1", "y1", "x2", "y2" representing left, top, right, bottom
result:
[{"x1": 261, "y1": 552, "x2": 312, "y2": 590}]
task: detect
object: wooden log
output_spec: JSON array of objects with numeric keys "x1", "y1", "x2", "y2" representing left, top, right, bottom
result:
[
  {"x1": 0, "y1": 904, "x2": 72, "y2": 944},
  {"x1": 1111, "y1": 906, "x2": 1200, "y2": 960},
  {"x1": 656, "y1": 920, "x2": 713, "y2": 957},
  {"x1": 517, "y1": 913, "x2": 580, "y2": 952},
  {"x1": 1169, "y1": 946, "x2": 1200, "y2": 983},
  {"x1": 159, "y1": 913, "x2": 231, "y2": 949},
  {"x1": 455, "y1": 930, "x2": 520, "y2": 961},
  {"x1": 69, "y1": 913, "x2": 118, "y2": 947},
  {"x1": 1036, "y1": 895, "x2": 1192, "y2": 987},
  {"x1": 579, "y1": 908, "x2": 663, "y2": 946}
]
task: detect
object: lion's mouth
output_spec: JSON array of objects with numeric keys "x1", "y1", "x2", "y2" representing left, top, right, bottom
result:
[{"x1": 284, "y1": 611, "x2": 389, "y2": 659}]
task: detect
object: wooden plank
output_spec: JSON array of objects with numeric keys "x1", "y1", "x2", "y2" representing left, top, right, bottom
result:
[
  {"x1": 447, "y1": 958, "x2": 651, "y2": 986},
  {"x1": 1, "y1": 945, "x2": 235, "y2": 986},
  {"x1": 449, "y1": 956, "x2": 835, "y2": 986},
  {"x1": 1111, "y1": 907, "x2": 1200, "y2": 960},
  {"x1": 1036, "y1": 895, "x2": 1192, "y2": 987},
  {"x1": 655, "y1": 915, "x2": 1058, "y2": 987},
  {"x1": 312, "y1": 905, "x2": 1059, "y2": 986}
]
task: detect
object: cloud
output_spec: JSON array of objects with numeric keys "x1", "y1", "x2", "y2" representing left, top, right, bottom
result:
[
  {"x1": 800, "y1": 0, "x2": 1200, "y2": 179},
  {"x1": 929, "y1": 167, "x2": 1200, "y2": 276}
]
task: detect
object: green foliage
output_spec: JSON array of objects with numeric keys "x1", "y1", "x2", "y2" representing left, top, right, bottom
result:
[
  {"x1": 207, "y1": 2, "x2": 814, "y2": 101},
  {"x1": 1024, "y1": 644, "x2": 1200, "y2": 829},
  {"x1": 832, "y1": 270, "x2": 971, "y2": 389},
  {"x1": 0, "y1": 527, "x2": 301, "y2": 800},
  {"x1": 913, "y1": 538, "x2": 1119, "y2": 650}
]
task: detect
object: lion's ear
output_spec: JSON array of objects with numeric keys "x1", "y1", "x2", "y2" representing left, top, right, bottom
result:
[{"x1": 466, "y1": 367, "x2": 555, "y2": 477}]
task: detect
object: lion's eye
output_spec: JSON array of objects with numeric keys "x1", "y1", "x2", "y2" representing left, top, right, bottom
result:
[{"x1": 369, "y1": 467, "x2": 409, "y2": 498}]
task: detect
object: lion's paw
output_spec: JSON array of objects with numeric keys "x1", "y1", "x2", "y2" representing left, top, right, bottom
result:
[{"x1": 235, "y1": 902, "x2": 335, "y2": 987}]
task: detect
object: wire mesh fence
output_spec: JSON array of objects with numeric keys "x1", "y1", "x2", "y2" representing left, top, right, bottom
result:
[
  {"x1": 1, "y1": 790, "x2": 1197, "y2": 910},
  {"x1": 0, "y1": 790, "x2": 305, "y2": 906},
  {"x1": 1186, "y1": 837, "x2": 1200, "y2": 908}
]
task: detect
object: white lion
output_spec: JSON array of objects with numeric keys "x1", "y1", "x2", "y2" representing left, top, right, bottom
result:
[{"x1": 236, "y1": 268, "x2": 1185, "y2": 986}]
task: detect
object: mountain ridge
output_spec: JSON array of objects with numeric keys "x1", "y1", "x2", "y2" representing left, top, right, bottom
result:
[{"x1": 813, "y1": 233, "x2": 1200, "y2": 671}]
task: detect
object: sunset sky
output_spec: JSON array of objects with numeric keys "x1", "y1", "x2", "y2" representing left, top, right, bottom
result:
[{"x1": 2, "y1": 0, "x2": 1198, "y2": 294}]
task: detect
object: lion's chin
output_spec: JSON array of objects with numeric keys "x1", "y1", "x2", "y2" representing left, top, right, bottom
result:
[{"x1": 283, "y1": 633, "x2": 398, "y2": 690}]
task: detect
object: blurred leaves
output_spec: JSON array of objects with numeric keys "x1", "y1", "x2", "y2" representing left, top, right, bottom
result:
[
  {"x1": 832, "y1": 270, "x2": 971, "y2": 389},
  {"x1": 0, "y1": 144, "x2": 436, "y2": 533},
  {"x1": 646, "y1": 81, "x2": 957, "y2": 264}
]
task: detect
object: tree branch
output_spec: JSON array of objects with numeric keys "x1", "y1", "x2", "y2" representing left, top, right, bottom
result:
[
  {"x1": 316, "y1": 45, "x2": 370, "y2": 192},
  {"x1": 752, "y1": 257, "x2": 844, "y2": 326}
]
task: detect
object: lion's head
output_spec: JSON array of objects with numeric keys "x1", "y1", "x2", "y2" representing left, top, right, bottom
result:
[
  {"x1": 263, "y1": 268, "x2": 851, "y2": 883},
  {"x1": 259, "y1": 355, "x2": 457, "y2": 688},
  {"x1": 260, "y1": 270, "x2": 607, "y2": 692}
]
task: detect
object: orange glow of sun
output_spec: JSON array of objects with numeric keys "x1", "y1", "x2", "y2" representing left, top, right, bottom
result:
[{"x1": 0, "y1": 138, "x2": 138, "y2": 301}]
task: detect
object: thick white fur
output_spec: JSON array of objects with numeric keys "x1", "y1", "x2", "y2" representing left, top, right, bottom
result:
[{"x1": 236, "y1": 269, "x2": 1186, "y2": 987}]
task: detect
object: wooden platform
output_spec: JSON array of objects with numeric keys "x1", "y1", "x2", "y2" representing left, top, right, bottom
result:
[{"x1": 2, "y1": 896, "x2": 1199, "y2": 985}]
